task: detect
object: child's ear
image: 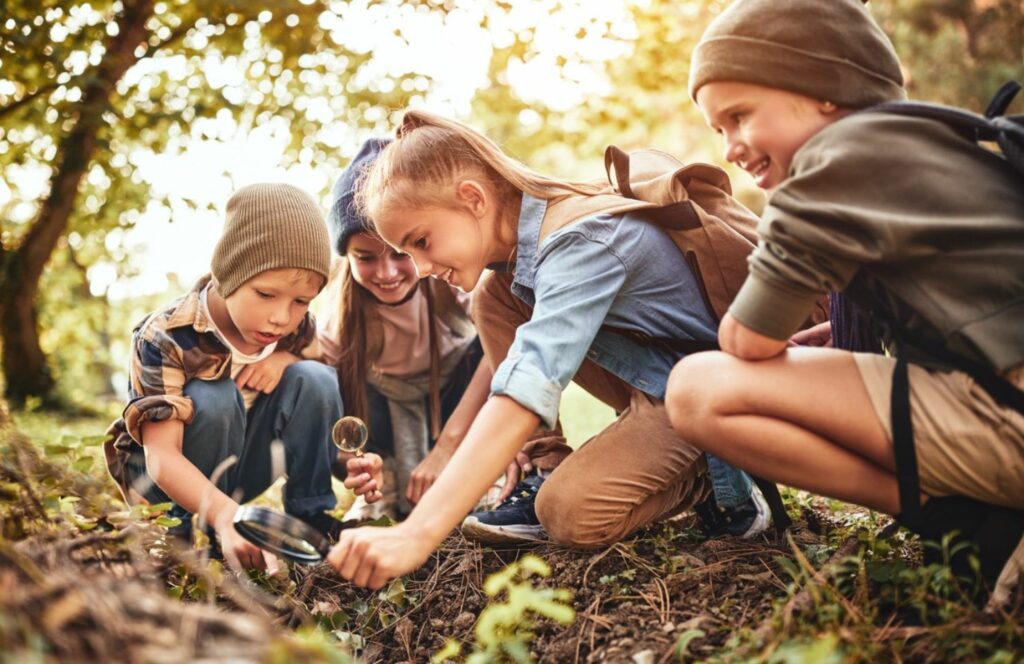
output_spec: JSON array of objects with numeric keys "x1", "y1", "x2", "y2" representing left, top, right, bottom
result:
[{"x1": 454, "y1": 180, "x2": 488, "y2": 218}]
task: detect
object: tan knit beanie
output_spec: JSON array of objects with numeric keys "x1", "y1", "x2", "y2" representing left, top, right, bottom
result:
[
  {"x1": 211, "y1": 183, "x2": 331, "y2": 298},
  {"x1": 689, "y1": 0, "x2": 906, "y2": 108}
]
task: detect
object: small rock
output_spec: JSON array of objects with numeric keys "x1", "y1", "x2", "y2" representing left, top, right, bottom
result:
[
  {"x1": 661, "y1": 621, "x2": 676, "y2": 633},
  {"x1": 453, "y1": 611, "x2": 476, "y2": 630},
  {"x1": 631, "y1": 650, "x2": 655, "y2": 664},
  {"x1": 671, "y1": 553, "x2": 706, "y2": 569}
]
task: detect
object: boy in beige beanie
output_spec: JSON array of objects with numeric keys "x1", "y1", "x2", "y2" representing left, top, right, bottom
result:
[
  {"x1": 666, "y1": 0, "x2": 1024, "y2": 602},
  {"x1": 104, "y1": 183, "x2": 344, "y2": 573}
]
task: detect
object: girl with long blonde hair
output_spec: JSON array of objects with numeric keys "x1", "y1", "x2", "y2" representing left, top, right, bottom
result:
[{"x1": 326, "y1": 111, "x2": 762, "y2": 588}]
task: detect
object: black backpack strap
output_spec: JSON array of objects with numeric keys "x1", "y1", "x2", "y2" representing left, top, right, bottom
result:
[
  {"x1": 867, "y1": 80, "x2": 1024, "y2": 177},
  {"x1": 599, "y1": 325, "x2": 719, "y2": 355},
  {"x1": 891, "y1": 357, "x2": 923, "y2": 530},
  {"x1": 751, "y1": 475, "x2": 792, "y2": 532}
]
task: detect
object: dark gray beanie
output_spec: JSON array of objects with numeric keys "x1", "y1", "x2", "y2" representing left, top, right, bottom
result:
[
  {"x1": 689, "y1": 0, "x2": 906, "y2": 108},
  {"x1": 327, "y1": 137, "x2": 392, "y2": 254},
  {"x1": 211, "y1": 183, "x2": 331, "y2": 297}
]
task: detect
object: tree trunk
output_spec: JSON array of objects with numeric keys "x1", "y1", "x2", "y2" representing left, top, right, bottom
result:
[{"x1": 0, "y1": 0, "x2": 155, "y2": 406}]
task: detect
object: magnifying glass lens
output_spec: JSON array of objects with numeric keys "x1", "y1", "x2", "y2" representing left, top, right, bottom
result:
[
  {"x1": 233, "y1": 505, "x2": 330, "y2": 565},
  {"x1": 332, "y1": 416, "x2": 368, "y2": 454},
  {"x1": 244, "y1": 521, "x2": 320, "y2": 557}
]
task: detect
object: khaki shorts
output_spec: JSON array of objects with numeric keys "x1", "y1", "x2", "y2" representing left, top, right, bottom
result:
[{"x1": 853, "y1": 353, "x2": 1024, "y2": 509}]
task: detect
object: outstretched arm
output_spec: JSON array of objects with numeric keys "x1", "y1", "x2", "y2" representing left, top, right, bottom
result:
[
  {"x1": 326, "y1": 394, "x2": 538, "y2": 589},
  {"x1": 407, "y1": 359, "x2": 493, "y2": 505},
  {"x1": 141, "y1": 419, "x2": 280, "y2": 574}
]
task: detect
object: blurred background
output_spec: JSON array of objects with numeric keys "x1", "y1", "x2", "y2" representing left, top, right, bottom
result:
[{"x1": 1, "y1": 0, "x2": 1022, "y2": 420}]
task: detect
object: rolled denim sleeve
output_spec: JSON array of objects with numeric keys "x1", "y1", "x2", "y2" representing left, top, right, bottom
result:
[{"x1": 491, "y1": 232, "x2": 626, "y2": 429}]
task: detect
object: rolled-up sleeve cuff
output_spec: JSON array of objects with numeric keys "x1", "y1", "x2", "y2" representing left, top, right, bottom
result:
[
  {"x1": 491, "y1": 355, "x2": 562, "y2": 430},
  {"x1": 123, "y1": 394, "x2": 195, "y2": 444},
  {"x1": 729, "y1": 274, "x2": 823, "y2": 341}
]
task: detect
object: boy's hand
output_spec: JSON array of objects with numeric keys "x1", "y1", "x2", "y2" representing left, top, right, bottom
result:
[
  {"x1": 344, "y1": 453, "x2": 384, "y2": 503},
  {"x1": 213, "y1": 513, "x2": 282, "y2": 576},
  {"x1": 236, "y1": 351, "x2": 299, "y2": 394},
  {"x1": 406, "y1": 445, "x2": 454, "y2": 505}
]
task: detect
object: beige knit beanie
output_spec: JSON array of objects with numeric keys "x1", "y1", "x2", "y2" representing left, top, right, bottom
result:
[
  {"x1": 211, "y1": 183, "x2": 331, "y2": 298},
  {"x1": 689, "y1": 0, "x2": 906, "y2": 108}
]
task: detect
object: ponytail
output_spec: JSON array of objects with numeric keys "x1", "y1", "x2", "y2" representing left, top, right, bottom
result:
[{"x1": 356, "y1": 110, "x2": 603, "y2": 230}]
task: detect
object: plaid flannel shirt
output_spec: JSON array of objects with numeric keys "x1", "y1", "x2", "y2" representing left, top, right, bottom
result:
[{"x1": 103, "y1": 274, "x2": 317, "y2": 502}]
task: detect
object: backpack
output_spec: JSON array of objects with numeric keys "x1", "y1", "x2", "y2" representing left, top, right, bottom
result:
[
  {"x1": 542, "y1": 148, "x2": 760, "y2": 324},
  {"x1": 868, "y1": 80, "x2": 1024, "y2": 179},
  {"x1": 858, "y1": 82, "x2": 1024, "y2": 559}
]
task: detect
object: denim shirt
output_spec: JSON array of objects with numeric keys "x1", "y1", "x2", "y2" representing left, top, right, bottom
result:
[
  {"x1": 490, "y1": 194, "x2": 718, "y2": 427},
  {"x1": 490, "y1": 194, "x2": 753, "y2": 508}
]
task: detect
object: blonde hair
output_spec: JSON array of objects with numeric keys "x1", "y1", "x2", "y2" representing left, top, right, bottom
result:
[{"x1": 356, "y1": 110, "x2": 603, "y2": 231}]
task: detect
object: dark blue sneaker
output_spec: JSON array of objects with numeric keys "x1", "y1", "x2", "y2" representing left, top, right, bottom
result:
[
  {"x1": 461, "y1": 472, "x2": 547, "y2": 544},
  {"x1": 693, "y1": 484, "x2": 770, "y2": 539}
]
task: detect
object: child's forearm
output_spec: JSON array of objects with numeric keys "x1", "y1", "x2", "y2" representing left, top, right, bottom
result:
[
  {"x1": 406, "y1": 395, "x2": 539, "y2": 543},
  {"x1": 435, "y1": 360, "x2": 493, "y2": 451},
  {"x1": 140, "y1": 419, "x2": 238, "y2": 528}
]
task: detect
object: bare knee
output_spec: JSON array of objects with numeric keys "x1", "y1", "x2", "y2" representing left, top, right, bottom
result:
[{"x1": 665, "y1": 351, "x2": 737, "y2": 453}]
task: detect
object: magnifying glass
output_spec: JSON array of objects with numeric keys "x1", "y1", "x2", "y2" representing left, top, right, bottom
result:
[
  {"x1": 232, "y1": 505, "x2": 332, "y2": 565},
  {"x1": 332, "y1": 416, "x2": 368, "y2": 456},
  {"x1": 234, "y1": 417, "x2": 370, "y2": 564}
]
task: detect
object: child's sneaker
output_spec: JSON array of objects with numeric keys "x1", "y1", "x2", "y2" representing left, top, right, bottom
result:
[
  {"x1": 461, "y1": 472, "x2": 547, "y2": 544},
  {"x1": 694, "y1": 483, "x2": 770, "y2": 539}
]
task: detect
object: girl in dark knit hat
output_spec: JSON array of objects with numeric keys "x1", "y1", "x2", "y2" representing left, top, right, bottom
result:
[
  {"x1": 321, "y1": 138, "x2": 490, "y2": 519},
  {"x1": 666, "y1": 0, "x2": 1024, "y2": 603}
]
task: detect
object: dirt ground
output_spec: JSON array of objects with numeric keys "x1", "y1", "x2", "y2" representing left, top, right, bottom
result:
[{"x1": 2, "y1": 427, "x2": 1021, "y2": 663}]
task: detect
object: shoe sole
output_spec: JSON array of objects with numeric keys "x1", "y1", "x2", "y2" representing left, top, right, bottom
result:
[
  {"x1": 460, "y1": 516, "x2": 546, "y2": 544},
  {"x1": 739, "y1": 485, "x2": 772, "y2": 539}
]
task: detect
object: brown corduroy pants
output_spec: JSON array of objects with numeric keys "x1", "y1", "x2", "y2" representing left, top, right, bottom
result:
[{"x1": 473, "y1": 272, "x2": 710, "y2": 548}]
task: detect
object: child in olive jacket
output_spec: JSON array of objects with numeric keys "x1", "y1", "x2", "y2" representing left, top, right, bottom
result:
[{"x1": 666, "y1": 0, "x2": 1024, "y2": 602}]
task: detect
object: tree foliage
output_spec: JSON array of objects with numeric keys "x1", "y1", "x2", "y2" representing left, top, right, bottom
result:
[
  {"x1": 0, "y1": 0, "x2": 433, "y2": 405},
  {"x1": 1, "y1": 0, "x2": 1022, "y2": 409}
]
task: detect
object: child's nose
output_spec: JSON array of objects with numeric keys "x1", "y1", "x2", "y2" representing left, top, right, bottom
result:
[
  {"x1": 269, "y1": 301, "x2": 290, "y2": 326},
  {"x1": 412, "y1": 256, "x2": 432, "y2": 279},
  {"x1": 724, "y1": 135, "x2": 745, "y2": 165},
  {"x1": 378, "y1": 258, "x2": 400, "y2": 280}
]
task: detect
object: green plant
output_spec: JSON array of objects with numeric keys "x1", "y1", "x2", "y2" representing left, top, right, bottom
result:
[{"x1": 435, "y1": 554, "x2": 575, "y2": 664}]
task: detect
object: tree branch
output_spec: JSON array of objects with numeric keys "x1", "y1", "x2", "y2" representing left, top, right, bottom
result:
[
  {"x1": 16, "y1": 0, "x2": 156, "y2": 296},
  {"x1": 0, "y1": 82, "x2": 61, "y2": 121}
]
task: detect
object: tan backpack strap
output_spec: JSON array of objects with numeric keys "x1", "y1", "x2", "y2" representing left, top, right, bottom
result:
[
  {"x1": 423, "y1": 281, "x2": 442, "y2": 441},
  {"x1": 604, "y1": 145, "x2": 635, "y2": 199}
]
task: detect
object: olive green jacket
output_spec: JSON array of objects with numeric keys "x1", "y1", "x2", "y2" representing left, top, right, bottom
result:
[{"x1": 731, "y1": 112, "x2": 1024, "y2": 372}]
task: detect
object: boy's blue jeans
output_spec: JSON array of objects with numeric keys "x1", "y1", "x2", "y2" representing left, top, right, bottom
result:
[
  {"x1": 125, "y1": 360, "x2": 342, "y2": 529},
  {"x1": 706, "y1": 453, "x2": 753, "y2": 508}
]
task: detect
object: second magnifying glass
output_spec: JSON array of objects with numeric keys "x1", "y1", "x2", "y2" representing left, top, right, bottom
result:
[{"x1": 332, "y1": 416, "x2": 369, "y2": 456}]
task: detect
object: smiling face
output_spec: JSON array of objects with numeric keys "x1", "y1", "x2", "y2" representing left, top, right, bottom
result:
[
  {"x1": 345, "y1": 232, "x2": 419, "y2": 304},
  {"x1": 210, "y1": 268, "x2": 323, "y2": 354},
  {"x1": 696, "y1": 81, "x2": 843, "y2": 190},
  {"x1": 372, "y1": 180, "x2": 510, "y2": 293}
]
